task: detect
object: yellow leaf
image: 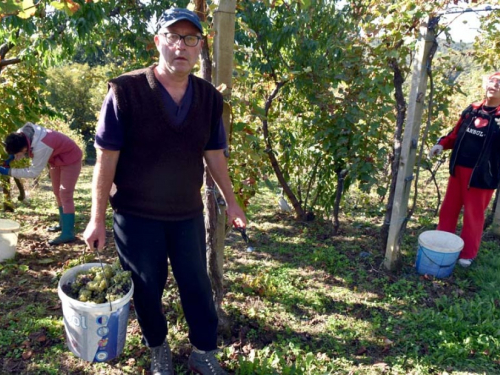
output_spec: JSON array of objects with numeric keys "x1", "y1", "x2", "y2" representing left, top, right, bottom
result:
[
  {"x1": 50, "y1": 1, "x2": 66, "y2": 11},
  {"x1": 17, "y1": 0, "x2": 36, "y2": 19},
  {"x1": 50, "y1": 0, "x2": 80, "y2": 15}
]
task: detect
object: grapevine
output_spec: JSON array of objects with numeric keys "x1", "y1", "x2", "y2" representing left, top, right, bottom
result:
[{"x1": 61, "y1": 259, "x2": 132, "y2": 303}]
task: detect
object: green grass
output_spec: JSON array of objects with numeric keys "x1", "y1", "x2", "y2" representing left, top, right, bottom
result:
[{"x1": 0, "y1": 165, "x2": 499, "y2": 374}]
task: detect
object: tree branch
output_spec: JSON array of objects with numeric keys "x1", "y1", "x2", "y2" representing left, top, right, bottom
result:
[
  {"x1": 0, "y1": 58, "x2": 22, "y2": 68},
  {"x1": 0, "y1": 42, "x2": 14, "y2": 59}
]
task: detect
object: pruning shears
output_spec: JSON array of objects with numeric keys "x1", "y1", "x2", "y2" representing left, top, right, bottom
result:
[
  {"x1": 234, "y1": 226, "x2": 249, "y2": 243},
  {"x1": 233, "y1": 221, "x2": 254, "y2": 252}
]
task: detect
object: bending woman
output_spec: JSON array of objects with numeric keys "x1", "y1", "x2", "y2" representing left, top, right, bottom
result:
[{"x1": 1, "y1": 122, "x2": 82, "y2": 245}]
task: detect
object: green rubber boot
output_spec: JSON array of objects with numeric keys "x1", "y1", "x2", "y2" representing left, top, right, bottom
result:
[
  {"x1": 47, "y1": 206, "x2": 63, "y2": 232},
  {"x1": 49, "y1": 213, "x2": 76, "y2": 245}
]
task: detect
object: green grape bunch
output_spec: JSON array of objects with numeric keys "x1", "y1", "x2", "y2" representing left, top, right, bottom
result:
[{"x1": 61, "y1": 259, "x2": 132, "y2": 304}]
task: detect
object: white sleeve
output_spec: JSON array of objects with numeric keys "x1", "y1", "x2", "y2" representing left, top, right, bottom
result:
[{"x1": 9, "y1": 144, "x2": 53, "y2": 179}]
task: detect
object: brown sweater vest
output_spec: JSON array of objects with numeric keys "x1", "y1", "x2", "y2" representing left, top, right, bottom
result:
[{"x1": 108, "y1": 65, "x2": 223, "y2": 220}]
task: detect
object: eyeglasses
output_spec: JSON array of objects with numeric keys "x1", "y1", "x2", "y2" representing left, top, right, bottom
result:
[
  {"x1": 488, "y1": 78, "x2": 500, "y2": 87},
  {"x1": 161, "y1": 32, "x2": 202, "y2": 47}
]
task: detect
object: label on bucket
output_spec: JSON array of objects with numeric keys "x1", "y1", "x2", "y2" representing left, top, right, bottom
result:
[{"x1": 62, "y1": 302, "x2": 130, "y2": 362}]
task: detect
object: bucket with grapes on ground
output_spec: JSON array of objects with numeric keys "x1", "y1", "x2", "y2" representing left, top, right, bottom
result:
[{"x1": 57, "y1": 260, "x2": 134, "y2": 362}]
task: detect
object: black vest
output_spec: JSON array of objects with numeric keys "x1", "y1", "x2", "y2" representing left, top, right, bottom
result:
[{"x1": 108, "y1": 65, "x2": 223, "y2": 220}]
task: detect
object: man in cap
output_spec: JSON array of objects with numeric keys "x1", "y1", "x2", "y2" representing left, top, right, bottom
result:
[
  {"x1": 84, "y1": 7, "x2": 246, "y2": 375},
  {"x1": 429, "y1": 72, "x2": 500, "y2": 268}
]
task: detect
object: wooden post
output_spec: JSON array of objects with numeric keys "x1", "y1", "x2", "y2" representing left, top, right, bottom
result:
[
  {"x1": 384, "y1": 19, "x2": 437, "y2": 270},
  {"x1": 211, "y1": 0, "x2": 236, "y2": 275}
]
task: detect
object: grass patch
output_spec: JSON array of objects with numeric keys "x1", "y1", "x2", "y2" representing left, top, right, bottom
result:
[{"x1": 0, "y1": 165, "x2": 499, "y2": 374}]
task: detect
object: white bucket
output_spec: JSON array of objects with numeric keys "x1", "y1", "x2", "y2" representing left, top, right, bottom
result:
[
  {"x1": 415, "y1": 230, "x2": 464, "y2": 278},
  {"x1": 0, "y1": 219, "x2": 20, "y2": 262},
  {"x1": 57, "y1": 263, "x2": 134, "y2": 362}
]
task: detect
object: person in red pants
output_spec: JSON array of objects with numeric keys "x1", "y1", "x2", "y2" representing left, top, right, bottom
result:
[{"x1": 429, "y1": 72, "x2": 500, "y2": 267}]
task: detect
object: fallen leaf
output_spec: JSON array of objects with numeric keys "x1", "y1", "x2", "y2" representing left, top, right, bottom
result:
[
  {"x1": 356, "y1": 346, "x2": 367, "y2": 355},
  {"x1": 373, "y1": 362, "x2": 388, "y2": 369},
  {"x1": 49, "y1": 302, "x2": 62, "y2": 310},
  {"x1": 22, "y1": 350, "x2": 33, "y2": 360},
  {"x1": 36, "y1": 335, "x2": 47, "y2": 342},
  {"x1": 383, "y1": 338, "x2": 394, "y2": 345}
]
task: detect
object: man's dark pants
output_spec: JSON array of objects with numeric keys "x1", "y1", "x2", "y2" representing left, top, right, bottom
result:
[{"x1": 113, "y1": 212, "x2": 218, "y2": 350}]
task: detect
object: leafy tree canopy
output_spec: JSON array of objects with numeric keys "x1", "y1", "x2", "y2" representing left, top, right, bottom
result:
[{"x1": 0, "y1": 0, "x2": 177, "y2": 154}]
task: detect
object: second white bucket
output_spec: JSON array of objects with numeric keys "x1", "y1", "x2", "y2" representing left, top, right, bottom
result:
[{"x1": 0, "y1": 219, "x2": 20, "y2": 262}]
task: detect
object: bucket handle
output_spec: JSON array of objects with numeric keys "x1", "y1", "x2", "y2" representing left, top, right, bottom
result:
[
  {"x1": 90, "y1": 240, "x2": 113, "y2": 312},
  {"x1": 421, "y1": 248, "x2": 457, "y2": 269}
]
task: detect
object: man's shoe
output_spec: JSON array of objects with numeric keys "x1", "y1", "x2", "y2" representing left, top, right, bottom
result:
[
  {"x1": 458, "y1": 258, "x2": 473, "y2": 268},
  {"x1": 150, "y1": 340, "x2": 173, "y2": 375},
  {"x1": 188, "y1": 349, "x2": 227, "y2": 374}
]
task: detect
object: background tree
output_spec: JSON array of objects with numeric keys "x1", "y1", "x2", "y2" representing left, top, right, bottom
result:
[
  {"x1": 43, "y1": 63, "x2": 122, "y2": 161},
  {"x1": 0, "y1": 0, "x2": 169, "y2": 132},
  {"x1": 0, "y1": 0, "x2": 169, "y2": 209},
  {"x1": 2, "y1": 0, "x2": 499, "y2": 264},
  {"x1": 233, "y1": 0, "x2": 390, "y2": 223},
  {"x1": 230, "y1": 0, "x2": 499, "y2": 251}
]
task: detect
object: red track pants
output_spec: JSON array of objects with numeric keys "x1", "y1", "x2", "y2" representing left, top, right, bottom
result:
[{"x1": 437, "y1": 166, "x2": 494, "y2": 260}]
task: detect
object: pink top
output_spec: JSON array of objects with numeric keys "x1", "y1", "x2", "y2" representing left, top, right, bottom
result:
[{"x1": 42, "y1": 130, "x2": 82, "y2": 167}]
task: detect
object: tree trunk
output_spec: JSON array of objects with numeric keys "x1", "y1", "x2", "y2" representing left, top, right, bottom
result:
[
  {"x1": 2, "y1": 176, "x2": 14, "y2": 212},
  {"x1": 332, "y1": 169, "x2": 347, "y2": 236},
  {"x1": 14, "y1": 177, "x2": 26, "y2": 201},
  {"x1": 1, "y1": 177, "x2": 25, "y2": 211},
  {"x1": 261, "y1": 82, "x2": 307, "y2": 221},
  {"x1": 380, "y1": 58, "x2": 406, "y2": 251},
  {"x1": 0, "y1": 42, "x2": 16, "y2": 74}
]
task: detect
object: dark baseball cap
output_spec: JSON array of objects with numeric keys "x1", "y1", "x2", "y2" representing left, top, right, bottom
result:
[{"x1": 157, "y1": 8, "x2": 203, "y2": 34}]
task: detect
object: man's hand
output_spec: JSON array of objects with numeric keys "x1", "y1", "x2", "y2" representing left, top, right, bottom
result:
[
  {"x1": 428, "y1": 145, "x2": 443, "y2": 158},
  {"x1": 83, "y1": 220, "x2": 107, "y2": 252},
  {"x1": 227, "y1": 203, "x2": 247, "y2": 230}
]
